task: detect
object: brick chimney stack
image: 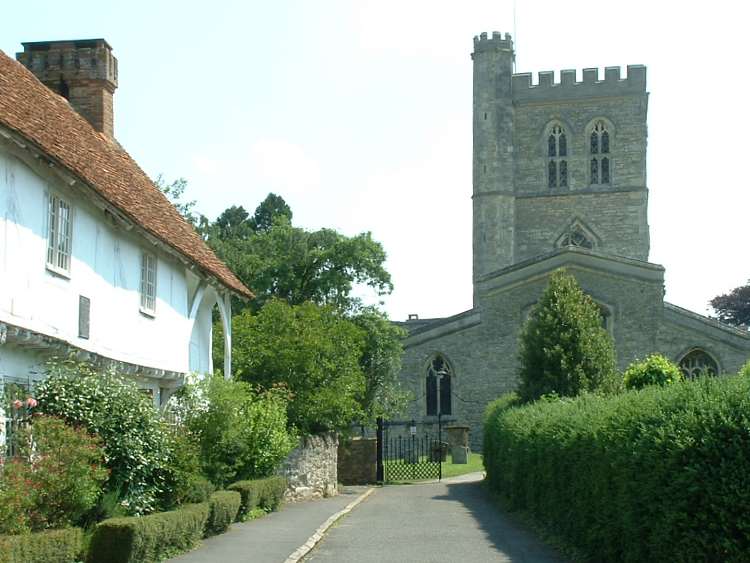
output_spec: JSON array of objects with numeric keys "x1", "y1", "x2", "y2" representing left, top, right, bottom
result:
[{"x1": 16, "y1": 39, "x2": 118, "y2": 138}]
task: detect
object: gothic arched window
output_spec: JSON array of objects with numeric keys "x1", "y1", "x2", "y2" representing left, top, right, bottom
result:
[
  {"x1": 426, "y1": 355, "x2": 453, "y2": 416},
  {"x1": 547, "y1": 124, "x2": 568, "y2": 189},
  {"x1": 590, "y1": 120, "x2": 611, "y2": 185},
  {"x1": 678, "y1": 349, "x2": 719, "y2": 380}
]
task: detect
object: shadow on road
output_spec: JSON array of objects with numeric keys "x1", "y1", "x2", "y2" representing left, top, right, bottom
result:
[{"x1": 432, "y1": 477, "x2": 566, "y2": 563}]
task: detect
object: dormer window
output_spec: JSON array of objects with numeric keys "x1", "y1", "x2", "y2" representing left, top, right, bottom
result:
[
  {"x1": 46, "y1": 193, "x2": 73, "y2": 275},
  {"x1": 140, "y1": 252, "x2": 157, "y2": 315},
  {"x1": 547, "y1": 124, "x2": 568, "y2": 188}
]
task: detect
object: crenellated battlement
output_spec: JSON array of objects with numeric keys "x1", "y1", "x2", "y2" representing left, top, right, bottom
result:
[
  {"x1": 512, "y1": 65, "x2": 646, "y2": 101},
  {"x1": 472, "y1": 31, "x2": 513, "y2": 56}
]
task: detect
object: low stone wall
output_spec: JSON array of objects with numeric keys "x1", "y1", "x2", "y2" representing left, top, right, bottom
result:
[
  {"x1": 338, "y1": 437, "x2": 377, "y2": 485},
  {"x1": 278, "y1": 432, "x2": 338, "y2": 501}
]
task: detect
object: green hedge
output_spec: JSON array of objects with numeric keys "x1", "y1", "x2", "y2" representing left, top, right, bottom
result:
[
  {"x1": 484, "y1": 375, "x2": 750, "y2": 562},
  {"x1": 228, "y1": 476, "x2": 287, "y2": 520},
  {"x1": 206, "y1": 491, "x2": 241, "y2": 536},
  {"x1": 86, "y1": 502, "x2": 210, "y2": 563},
  {"x1": 0, "y1": 528, "x2": 83, "y2": 563}
]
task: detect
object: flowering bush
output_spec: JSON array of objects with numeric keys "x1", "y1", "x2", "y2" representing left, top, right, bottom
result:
[
  {"x1": 35, "y1": 358, "x2": 173, "y2": 514},
  {"x1": 0, "y1": 415, "x2": 107, "y2": 533}
]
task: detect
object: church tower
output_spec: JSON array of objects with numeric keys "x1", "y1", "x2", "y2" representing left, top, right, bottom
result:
[
  {"x1": 471, "y1": 32, "x2": 516, "y2": 287},
  {"x1": 471, "y1": 33, "x2": 650, "y2": 297}
]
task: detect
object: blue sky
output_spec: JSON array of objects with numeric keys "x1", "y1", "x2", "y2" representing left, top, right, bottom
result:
[{"x1": 2, "y1": 1, "x2": 748, "y2": 321}]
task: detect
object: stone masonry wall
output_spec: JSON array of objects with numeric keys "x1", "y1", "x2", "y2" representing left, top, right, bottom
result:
[{"x1": 278, "y1": 432, "x2": 338, "y2": 501}]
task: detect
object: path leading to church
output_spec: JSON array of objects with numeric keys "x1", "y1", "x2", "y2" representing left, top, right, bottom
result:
[{"x1": 304, "y1": 473, "x2": 565, "y2": 562}]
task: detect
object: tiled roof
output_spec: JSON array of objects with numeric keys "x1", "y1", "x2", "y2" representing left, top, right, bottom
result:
[{"x1": 0, "y1": 50, "x2": 253, "y2": 299}]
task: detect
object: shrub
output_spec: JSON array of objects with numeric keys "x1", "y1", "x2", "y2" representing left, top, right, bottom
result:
[
  {"x1": 740, "y1": 359, "x2": 750, "y2": 378},
  {"x1": 35, "y1": 358, "x2": 174, "y2": 514},
  {"x1": 227, "y1": 476, "x2": 287, "y2": 520},
  {"x1": 0, "y1": 459, "x2": 36, "y2": 535},
  {"x1": 483, "y1": 374, "x2": 750, "y2": 562},
  {"x1": 0, "y1": 528, "x2": 83, "y2": 563},
  {"x1": 482, "y1": 393, "x2": 519, "y2": 490},
  {"x1": 16, "y1": 416, "x2": 108, "y2": 530},
  {"x1": 161, "y1": 428, "x2": 213, "y2": 508},
  {"x1": 518, "y1": 269, "x2": 618, "y2": 402},
  {"x1": 623, "y1": 353, "x2": 683, "y2": 390},
  {"x1": 176, "y1": 376, "x2": 296, "y2": 487},
  {"x1": 206, "y1": 491, "x2": 241, "y2": 536},
  {"x1": 86, "y1": 502, "x2": 210, "y2": 563}
]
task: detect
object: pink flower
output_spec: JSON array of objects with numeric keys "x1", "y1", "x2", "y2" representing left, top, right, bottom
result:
[
  {"x1": 12, "y1": 400, "x2": 22, "y2": 410},
  {"x1": 25, "y1": 397, "x2": 38, "y2": 409}
]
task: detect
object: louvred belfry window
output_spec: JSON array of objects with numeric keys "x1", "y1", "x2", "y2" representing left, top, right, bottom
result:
[
  {"x1": 547, "y1": 124, "x2": 568, "y2": 188},
  {"x1": 590, "y1": 121, "x2": 611, "y2": 185}
]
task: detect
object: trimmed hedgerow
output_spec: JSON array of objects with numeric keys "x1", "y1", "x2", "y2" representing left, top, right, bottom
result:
[
  {"x1": 86, "y1": 502, "x2": 210, "y2": 563},
  {"x1": 205, "y1": 491, "x2": 241, "y2": 536},
  {"x1": 0, "y1": 528, "x2": 83, "y2": 563},
  {"x1": 484, "y1": 374, "x2": 750, "y2": 562},
  {"x1": 227, "y1": 476, "x2": 287, "y2": 520}
]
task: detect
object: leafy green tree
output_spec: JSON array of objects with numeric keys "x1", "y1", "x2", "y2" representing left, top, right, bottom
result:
[
  {"x1": 154, "y1": 175, "x2": 201, "y2": 227},
  {"x1": 518, "y1": 269, "x2": 618, "y2": 402},
  {"x1": 249, "y1": 192, "x2": 293, "y2": 232},
  {"x1": 351, "y1": 307, "x2": 410, "y2": 421},
  {"x1": 710, "y1": 281, "x2": 750, "y2": 327},
  {"x1": 623, "y1": 354, "x2": 683, "y2": 390},
  {"x1": 206, "y1": 194, "x2": 392, "y2": 313},
  {"x1": 223, "y1": 300, "x2": 367, "y2": 434}
]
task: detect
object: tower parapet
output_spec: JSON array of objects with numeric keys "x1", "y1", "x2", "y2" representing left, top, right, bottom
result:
[
  {"x1": 512, "y1": 65, "x2": 646, "y2": 102},
  {"x1": 472, "y1": 31, "x2": 514, "y2": 55}
]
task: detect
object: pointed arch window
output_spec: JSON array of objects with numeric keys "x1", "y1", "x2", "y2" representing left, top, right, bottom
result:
[
  {"x1": 547, "y1": 124, "x2": 568, "y2": 189},
  {"x1": 558, "y1": 224, "x2": 595, "y2": 250},
  {"x1": 426, "y1": 355, "x2": 453, "y2": 416},
  {"x1": 678, "y1": 349, "x2": 718, "y2": 380},
  {"x1": 590, "y1": 121, "x2": 611, "y2": 185}
]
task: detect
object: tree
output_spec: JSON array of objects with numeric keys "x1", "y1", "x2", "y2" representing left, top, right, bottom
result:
[
  {"x1": 154, "y1": 175, "x2": 201, "y2": 226},
  {"x1": 518, "y1": 269, "x2": 618, "y2": 402},
  {"x1": 351, "y1": 307, "x2": 410, "y2": 421},
  {"x1": 710, "y1": 281, "x2": 750, "y2": 327},
  {"x1": 223, "y1": 300, "x2": 367, "y2": 434},
  {"x1": 207, "y1": 195, "x2": 392, "y2": 313},
  {"x1": 249, "y1": 192, "x2": 292, "y2": 232}
]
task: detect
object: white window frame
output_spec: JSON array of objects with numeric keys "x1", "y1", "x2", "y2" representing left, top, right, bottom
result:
[
  {"x1": 45, "y1": 193, "x2": 73, "y2": 277},
  {"x1": 140, "y1": 252, "x2": 157, "y2": 316}
]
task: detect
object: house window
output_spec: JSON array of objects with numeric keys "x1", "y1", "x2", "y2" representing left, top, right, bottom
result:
[
  {"x1": 426, "y1": 355, "x2": 453, "y2": 416},
  {"x1": 547, "y1": 124, "x2": 568, "y2": 188},
  {"x1": 46, "y1": 194, "x2": 73, "y2": 274},
  {"x1": 140, "y1": 252, "x2": 157, "y2": 315},
  {"x1": 678, "y1": 349, "x2": 718, "y2": 379},
  {"x1": 590, "y1": 121, "x2": 611, "y2": 185}
]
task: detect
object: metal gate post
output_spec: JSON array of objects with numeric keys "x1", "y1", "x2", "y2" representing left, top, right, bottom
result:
[{"x1": 376, "y1": 416, "x2": 384, "y2": 483}]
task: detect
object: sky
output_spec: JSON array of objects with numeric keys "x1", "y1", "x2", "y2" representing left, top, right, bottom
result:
[{"x1": 2, "y1": 0, "x2": 748, "y2": 321}]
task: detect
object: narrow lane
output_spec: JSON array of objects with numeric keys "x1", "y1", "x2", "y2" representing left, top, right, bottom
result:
[{"x1": 305, "y1": 473, "x2": 565, "y2": 563}]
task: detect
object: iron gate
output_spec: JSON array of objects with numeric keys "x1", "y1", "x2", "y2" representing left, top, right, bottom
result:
[{"x1": 376, "y1": 417, "x2": 445, "y2": 483}]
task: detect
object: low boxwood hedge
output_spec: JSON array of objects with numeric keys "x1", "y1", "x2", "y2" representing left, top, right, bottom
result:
[
  {"x1": 0, "y1": 528, "x2": 83, "y2": 563},
  {"x1": 86, "y1": 502, "x2": 210, "y2": 563},
  {"x1": 483, "y1": 374, "x2": 750, "y2": 562},
  {"x1": 206, "y1": 491, "x2": 241, "y2": 536},
  {"x1": 228, "y1": 476, "x2": 287, "y2": 520}
]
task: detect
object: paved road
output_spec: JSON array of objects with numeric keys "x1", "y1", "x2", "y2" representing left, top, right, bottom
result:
[
  {"x1": 305, "y1": 473, "x2": 565, "y2": 563},
  {"x1": 169, "y1": 487, "x2": 369, "y2": 563}
]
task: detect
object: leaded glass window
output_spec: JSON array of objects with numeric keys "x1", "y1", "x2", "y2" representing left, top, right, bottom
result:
[
  {"x1": 426, "y1": 355, "x2": 453, "y2": 416},
  {"x1": 140, "y1": 252, "x2": 157, "y2": 314},
  {"x1": 547, "y1": 124, "x2": 568, "y2": 189},
  {"x1": 559, "y1": 225, "x2": 594, "y2": 249},
  {"x1": 590, "y1": 121, "x2": 611, "y2": 185},
  {"x1": 46, "y1": 194, "x2": 73, "y2": 275},
  {"x1": 679, "y1": 350, "x2": 718, "y2": 380}
]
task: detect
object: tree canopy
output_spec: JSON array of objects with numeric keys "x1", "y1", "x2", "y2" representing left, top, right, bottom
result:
[
  {"x1": 710, "y1": 281, "x2": 750, "y2": 327},
  {"x1": 518, "y1": 269, "x2": 618, "y2": 402}
]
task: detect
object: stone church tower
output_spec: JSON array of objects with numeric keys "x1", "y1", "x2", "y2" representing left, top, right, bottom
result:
[
  {"x1": 397, "y1": 32, "x2": 750, "y2": 451},
  {"x1": 471, "y1": 31, "x2": 649, "y2": 288}
]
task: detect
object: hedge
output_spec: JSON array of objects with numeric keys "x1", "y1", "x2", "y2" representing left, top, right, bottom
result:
[
  {"x1": 206, "y1": 491, "x2": 241, "y2": 536},
  {"x1": 228, "y1": 476, "x2": 287, "y2": 520},
  {"x1": 483, "y1": 374, "x2": 750, "y2": 562},
  {"x1": 86, "y1": 502, "x2": 210, "y2": 563},
  {"x1": 0, "y1": 528, "x2": 83, "y2": 563}
]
